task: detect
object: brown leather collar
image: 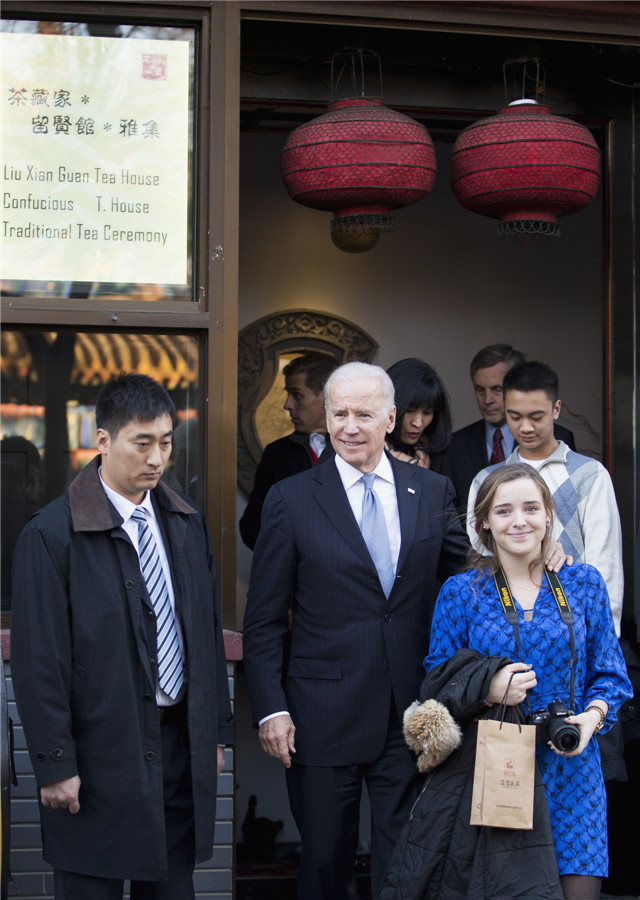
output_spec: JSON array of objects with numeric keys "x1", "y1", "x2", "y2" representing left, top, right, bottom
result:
[{"x1": 68, "y1": 455, "x2": 198, "y2": 532}]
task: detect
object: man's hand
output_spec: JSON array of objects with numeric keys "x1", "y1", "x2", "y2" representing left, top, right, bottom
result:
[
  {"x1": 544, "y1": 539, "x2": 573, "y2": 572},
  {"x1": 258, "y1": 714, "x2": 296, "y2": 768},
  {"x1": 40, "y1": 775, "x2": 81, "y2": 814},
  {"x1": 217, "y1": 745, "x2": 226, "y2": 777}
]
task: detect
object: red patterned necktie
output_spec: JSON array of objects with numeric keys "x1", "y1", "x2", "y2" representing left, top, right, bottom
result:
[{"x1": 489, "y1": 429, "x2": 505, "y2": 464}]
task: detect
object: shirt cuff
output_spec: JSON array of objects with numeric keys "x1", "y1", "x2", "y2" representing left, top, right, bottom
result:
[{"x1": 258, "y1": 711, "x2": 290, "y2": 726}]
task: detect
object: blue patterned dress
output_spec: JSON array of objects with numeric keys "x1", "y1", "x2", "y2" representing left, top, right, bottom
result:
[{"x1": 424, "y1": 563, "x2": 632, "y2": 877}]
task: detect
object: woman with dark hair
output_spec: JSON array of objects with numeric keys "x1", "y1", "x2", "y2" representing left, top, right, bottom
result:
[
  {"x1": 378, "y1": 463, "x2": 631, "y2": 900},
  {"x1": 385, "y1": 358, "x2": 452, "y2": 472}
]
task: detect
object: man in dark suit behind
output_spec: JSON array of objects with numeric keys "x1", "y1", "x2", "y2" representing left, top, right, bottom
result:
[
  {"x1": 239, "y1": 352, "x2": 338, "y2": 549},
  {"x1": 444, "y1": 343, "x2": 575, "y2": 509},
  {"x1": 243, "y1": 362, "x2": 469, "y2": 900}
]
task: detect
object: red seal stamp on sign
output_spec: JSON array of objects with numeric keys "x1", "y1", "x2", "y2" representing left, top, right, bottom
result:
[{"x1": 142, "y1": 54, "x2": 167, "y2": 81}]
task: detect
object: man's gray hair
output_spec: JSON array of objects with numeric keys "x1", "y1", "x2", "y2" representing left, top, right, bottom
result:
[{"x1": 325, "y1": 362, "x2": 396, "y2": 415}]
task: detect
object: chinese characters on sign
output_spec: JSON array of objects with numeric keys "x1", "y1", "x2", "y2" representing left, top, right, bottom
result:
[{"x1": 1, "y1": 34, "x2": 189, "y2": 285}]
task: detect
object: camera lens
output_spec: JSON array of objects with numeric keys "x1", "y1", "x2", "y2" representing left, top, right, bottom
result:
[{"x1": 549, "y1": 720, "x2": 581, "y2": 752}]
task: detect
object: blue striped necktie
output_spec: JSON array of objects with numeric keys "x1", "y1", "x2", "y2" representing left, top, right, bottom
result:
[
  {"x1": 360, "y1": 473, "x2": 395, "y2": 597},
  {"x1": 131, "y1": 507, "x2": 184, "y2": 700}
]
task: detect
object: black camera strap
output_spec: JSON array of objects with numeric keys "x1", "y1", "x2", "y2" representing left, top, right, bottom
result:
[{"x1": 493, "y1": 566, "x2": 576, "y2": 711}]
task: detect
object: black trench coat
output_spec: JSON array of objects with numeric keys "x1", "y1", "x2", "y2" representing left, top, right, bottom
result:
[
  {"x1": 11, "y1": 457, "x2": 233, "y2": 880},
  {"x1": 377, "y1": 650, "x2": 563, "y2": 900}
]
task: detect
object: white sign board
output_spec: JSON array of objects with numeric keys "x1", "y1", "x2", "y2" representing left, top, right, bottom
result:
[{"x1": 1, "y1": 33, "x2": 190, "y2": 285}]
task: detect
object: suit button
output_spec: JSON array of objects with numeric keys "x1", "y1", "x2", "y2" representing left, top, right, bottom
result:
[
  {"x1": 370, "y1": 575, "x2": 379, "y2": 585},
  {"x1": 383, "y1": 657, "x2": 389, "y2": 668},
  {"x1": 143, "y1": 694, "x2": 153, "y2": 704},
  {"x1": 51, "y1": 747, "x2": 63, "y2": 759},
  {"x1": 125, "y1": 580, "x2": 134, "y2": 589},
  {"x1": 150, "y1": 657, "x2": 156, "y2": 666},
  {"x1": 226, "y1": 713, "x2": 234, "y2": 724},
  {"x1": 146, "y1": 609, "x2": 155, "y2": 620},
  {"x1": 384, "y1": 614, "x2": 391, "y2": 623},
  {"x1": 145, "y1": 751, "x2": 155, "y2": 761}
]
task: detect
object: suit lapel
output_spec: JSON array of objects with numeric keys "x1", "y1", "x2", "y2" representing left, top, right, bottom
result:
[
  {"x1": 472, "y1": 419, "x2": 490, "y2": 469},
  {"x1": 392, "y1": 456, "x2": 421, "y2": 575},
  {"x1": 152, "y1": 495, "x2": 189, "y2": 632},
  {"x1": 311, "y1": 460, "x2": 373, "y2": 565},
  {"x1": 113, "y1": 533, "x2": 156, "y2": 691},
  {"x1": 312, "y1": 454, "x2": 425, "y2": 582}
]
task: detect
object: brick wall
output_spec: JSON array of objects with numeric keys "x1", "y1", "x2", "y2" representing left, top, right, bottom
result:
[{"x1": 4, "y1": 661, "x2": 236, "y2": 900}]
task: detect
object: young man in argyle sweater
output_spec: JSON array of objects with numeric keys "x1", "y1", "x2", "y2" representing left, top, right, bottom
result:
[{"x1": 466, "y1": 360, "x2": 623, "y2": 635}]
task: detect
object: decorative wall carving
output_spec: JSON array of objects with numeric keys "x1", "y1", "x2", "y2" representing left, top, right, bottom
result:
[{"x1": 238, "y1": 310, "x2": 378, "y2": 495}]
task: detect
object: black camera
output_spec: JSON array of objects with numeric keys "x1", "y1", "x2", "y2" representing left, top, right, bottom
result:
[{"x1": 526, "y1": 700, "x2": 581, "y2": 752}]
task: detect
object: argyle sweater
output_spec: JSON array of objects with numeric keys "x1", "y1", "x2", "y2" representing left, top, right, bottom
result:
[{"x1": 466, "y1": 442, "x2": 623, "y2": 635}]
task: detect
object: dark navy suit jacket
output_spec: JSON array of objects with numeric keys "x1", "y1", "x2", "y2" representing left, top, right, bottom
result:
[
  {"x1": 242, "y1": 453, "x2": 469, "y2": 767},
  {"x1": 239, "y1": 431, "x2": 334, "y2": 550}
]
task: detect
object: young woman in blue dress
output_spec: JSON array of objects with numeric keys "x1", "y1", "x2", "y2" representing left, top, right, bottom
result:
[
  {"x1": 385, "y1": 358, "x2": 452, "y2": 473},
  {"x1": 424, "y1": 463, "x2": 632, "y2": 900}
]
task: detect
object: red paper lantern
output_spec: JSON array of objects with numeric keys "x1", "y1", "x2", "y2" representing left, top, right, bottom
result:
[
  {"x1": 450, "y1": 100, "x2": 600, "y2": 237},
  {"x1": 281, "y1": 97, "x2": 436, "y2": 252}
]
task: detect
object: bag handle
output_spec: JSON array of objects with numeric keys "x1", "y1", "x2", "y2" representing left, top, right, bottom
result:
[{"x1": 497, "y1": 672, "x2": 522, "y2": 732}]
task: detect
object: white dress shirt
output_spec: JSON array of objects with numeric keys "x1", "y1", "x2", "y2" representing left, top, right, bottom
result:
[
  {"x1": 485, "y1": 421, "x2": 513, "y2": 461},
  {"x1": 309, "y1": 432, "x2": 327, "y2": 458},
  {"x1": 334, "y1": 452, "x2": 401, "y2": 572}
]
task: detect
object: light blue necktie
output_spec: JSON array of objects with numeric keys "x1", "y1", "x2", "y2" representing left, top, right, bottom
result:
[
  {"x1": 132, "y1": 507, "x2": 184, "y2": 700},
  {"x1": 360, "y1": 473, "x2": 395, "y2": 598}
]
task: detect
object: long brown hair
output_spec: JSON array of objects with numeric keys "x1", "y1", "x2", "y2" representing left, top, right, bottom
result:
[{"x1": 468, "y1": 463, "x2": 555, "y2": 576}]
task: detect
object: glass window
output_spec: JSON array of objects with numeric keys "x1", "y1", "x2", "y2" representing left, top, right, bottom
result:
[
  {"x1": 1, "y1": 328, "x2": 201, "y2": 621},
  {"x1": 1, "y1": 18, "x2": 196, "y2": 303}
]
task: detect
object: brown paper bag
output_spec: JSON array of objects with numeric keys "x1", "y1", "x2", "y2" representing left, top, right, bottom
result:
[
  {"x1": 469, "y1": 719, "x2": 488, "y2": 824},
  {"x1": 470, "y1": 716, "x2": 536, "y2": 830}
]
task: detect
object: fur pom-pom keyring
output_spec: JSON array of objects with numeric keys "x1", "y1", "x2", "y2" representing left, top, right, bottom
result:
[{"x1": 403, "y1": 699, "x2": 463, "y2": 772}]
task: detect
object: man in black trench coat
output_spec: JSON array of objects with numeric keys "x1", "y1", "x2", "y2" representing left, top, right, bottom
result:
[{"x1": 11, "y1": 373, "x2": 233, "y2": 900}]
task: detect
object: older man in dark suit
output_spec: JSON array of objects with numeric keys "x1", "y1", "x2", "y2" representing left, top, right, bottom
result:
[
  {"x1": 243, "y1": 362, "x2": 469, "y2": 900},
  {"x1": 444, "y1": 344, "x2": 575, "y2": 509}
]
